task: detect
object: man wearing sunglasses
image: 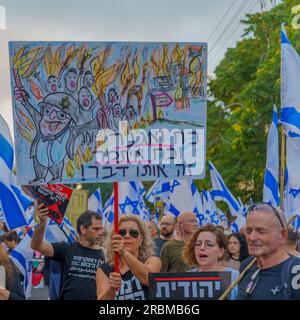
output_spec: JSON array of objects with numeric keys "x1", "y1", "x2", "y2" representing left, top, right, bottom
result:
[{"x1": 237, "y1": 203, "x2": 300, "y2": 300}]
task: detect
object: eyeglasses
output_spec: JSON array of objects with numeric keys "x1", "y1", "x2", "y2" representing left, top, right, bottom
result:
[
  {"x1": 246, "y1": 268, "x2": 261, "y2": 295},
  {"x1": 245, "y1": 202, "x2": 285, "y2": 228},
  {"x1": 194, "y1": 241, "x2": 217, "y2": 249},
  {"x1": 159, "y1": 222, "x2": 174, "y2": 227},
  {"x1": 119, "y1": 229, "x2": 140, "y2": 238},
  {"x1": 42, "y1": 107, "x2": 70, "y2": 121}
]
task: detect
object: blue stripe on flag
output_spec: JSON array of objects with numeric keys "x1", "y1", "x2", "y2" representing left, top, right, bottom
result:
[
  {"x1": 0, "y1": 181, "x2": 27, "y2": 229},
  {"x1": 94, "y1": 190, "x2": 101, "y2": 203},
  {"x1": 0, "y1": 133, "x2": 14, "y2": 170},
  {"x1": 281, "y1": 30, "x2": 291, "y2": 44},
  {"x1": 264, "y1": 169, "x2": 280, "y2": 205},
  {"x1": 280, "y1": 107, "x2": 300, "y2": 131},
  {"x1": 11, "y1": 185, "x2": 33, "y2": 210},
  {"x1": 168, "y1": 203, "x2": 180, "y2": 217}
]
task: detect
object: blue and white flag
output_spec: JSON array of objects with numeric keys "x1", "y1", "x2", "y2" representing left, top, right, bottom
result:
[
  {"x1": 88, "y1": 188, "x2": 103, "y2": 215},
  {"x1": 209, "y1": 161, "x2": 245, "y2": 230},
  {"x1": 263, "y1": 105, "x2": 280, "y2": 207},
  {"x1": 284, "y1": 169, "x2": 300, "y2": 230},
  {"x1": 102, "y1": 193, "x2": 115, "y2": 230},
  {"x1": 191, "y1": 181, "x2": 205, "y2": 225},
  {"x1": 280, "y1": 24, "x2": 300, "y2": 135},
  {"x1": 118, "y1": 181, "x2": 150, "y2": 220},
  {"x1": 202, "y1": 190, "x2": 220, "y2": 225},
  {"x1": 46, "y1": 216, "x2": 77, "y2": 243},
  {"x1": 9, "y1": 229, "x2": 34, "y2": 299},
  {"x1": 0, "y1": 115, "x2": 34, "y2": 230}
]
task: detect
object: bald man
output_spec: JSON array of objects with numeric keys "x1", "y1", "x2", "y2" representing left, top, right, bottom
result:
[
  {"x1": 153, "y1": 214, "x2": 176, "y2": 256},
  {"x1": 237, "y1": 203, "x2": 300, "y2": 300},
  {"x1": 160, "y1": 212, "x2": 198, "y2": 272}
]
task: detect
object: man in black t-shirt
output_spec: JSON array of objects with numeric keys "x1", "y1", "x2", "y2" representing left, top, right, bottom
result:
[
  {"x1": 237, "y1": 203, "x2": 300, "y2": 300},
  {"x1": 31, "y1": 205, "x2": 105, "y2": 300}
]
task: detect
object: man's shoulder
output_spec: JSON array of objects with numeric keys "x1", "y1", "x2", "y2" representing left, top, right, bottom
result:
[{"x1": 162, "y1": 239, "x2": 184, "y2": 249}]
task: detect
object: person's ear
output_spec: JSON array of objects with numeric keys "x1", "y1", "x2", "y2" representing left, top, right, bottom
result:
[
  {"x1": 79, "y1": 225, "x2": 86, "y2": 235},
  {"x1": 219, "y1": 248, "x2": 225, "y2": 260},
  {"x1": 281, "y1": 228, "x2": 288, "y2": 243}
]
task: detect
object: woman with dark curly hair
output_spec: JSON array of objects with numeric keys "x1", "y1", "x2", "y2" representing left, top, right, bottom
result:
[
  {"x1": 96, "y1": 215, "x2": 161, "y2": 300},
  {"x1": 182, "y1": 224, "x2": 238, "y2": 300},
  {"x1": 223, "y1": 233, "x2": 249, "y2": 270}
]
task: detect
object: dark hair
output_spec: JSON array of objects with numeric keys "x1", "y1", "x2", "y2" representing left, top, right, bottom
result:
[
  {"x1": 227, "y1": 233, "x2": 249, "y2": 261},
  {"x1": 76, "y1": 210, "x2": 101, "y2": 235},
  {"x1": 66, "y1": 68, "x2": 77, "y2": 75},
  {"x1": 3, "y1": 231, "x2": 19, "y2": 243}
]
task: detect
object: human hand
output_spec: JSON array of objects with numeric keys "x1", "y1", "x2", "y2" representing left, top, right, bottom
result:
[
  {"x1": 112, "y1": 234, "x2": 127, "y2": 256},
  {"x1": 34, "y1": 200, "x2": 49, "y2": 225},
  {"x1": 108, "y1": 272, "x2": 121, "y2": 291}
]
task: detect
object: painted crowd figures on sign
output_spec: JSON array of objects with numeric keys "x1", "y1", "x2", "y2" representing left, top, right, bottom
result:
[{"x1": 10, "y1": 41, "x2": 207, "y2": 184}]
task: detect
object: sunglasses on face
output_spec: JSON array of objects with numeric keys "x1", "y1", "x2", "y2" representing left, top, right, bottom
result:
[
  {"x1": 119, "y1": 229, "x2": 140, "y2": 238},
  {"x1": 245, "y1": 202, "x2": 285, "y2": 228}
]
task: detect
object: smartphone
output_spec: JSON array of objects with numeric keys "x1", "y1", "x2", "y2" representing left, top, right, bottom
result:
[{"x1": 0, "y1": 265, "x2": 6, "y2": 289}]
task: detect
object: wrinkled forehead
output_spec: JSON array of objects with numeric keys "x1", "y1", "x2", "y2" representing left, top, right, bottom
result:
[{"x1": 246, "y1": 209, "x2": 280, "y2": 228}]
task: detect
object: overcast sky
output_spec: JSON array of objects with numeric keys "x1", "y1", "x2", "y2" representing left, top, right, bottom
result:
[{"x1": 0, "y1": 0, "x2": 276, "y2": 135}]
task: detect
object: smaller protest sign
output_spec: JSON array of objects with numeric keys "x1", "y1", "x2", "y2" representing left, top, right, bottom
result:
[
  {"x1": 24, "y1": 184, "x2": 73, "y2": 225},
  {"x1": 149, "y1": 272, "x2": 231, "y2": 300}
]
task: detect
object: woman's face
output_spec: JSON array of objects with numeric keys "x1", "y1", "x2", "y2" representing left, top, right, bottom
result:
[
  {"x1": 228, "y1": 236, "x2": 241, "y2": 256},
  {"x1": 119, "y1": 221, "x2": 143, "y2": 256},
  {"x1": 194, "y1": 231, "x2": 224, "y2": 269}
]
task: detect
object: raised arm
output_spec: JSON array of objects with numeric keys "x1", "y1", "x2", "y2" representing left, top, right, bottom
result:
[{"x1": 31, "y1": 202, "x2": 54, "y2": 257}]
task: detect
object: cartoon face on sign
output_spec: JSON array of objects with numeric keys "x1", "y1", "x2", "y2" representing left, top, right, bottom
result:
[
  {"x1": 46, "y1": 76, "x2": 62, "y2": 93},
  {"x1": 78, "y1": 86, "x2": 93, "y2": 111},
  {"x1": 64, "y1": 68, "x2": 78, "y2": 92}
]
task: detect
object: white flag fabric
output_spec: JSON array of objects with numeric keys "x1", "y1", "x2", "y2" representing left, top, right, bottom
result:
[
  {"x1": 88, "y1": 188, "x2": 103, "y2": 215},
  {"x1": 9, "y1": 229, "x2": 34, "y2": 299},
  {"x1": 284, "y1": 168, "x2": 300, "y2": 229},
  {"x1": 280, "y1": 24, "x2": 300, "y2": 135},
  {"x1": 263, "y1": 105, "x2": 280, "y2": 206},
  {"x1": 0, "y1": 115, "x2": 33, "y2": 230},
  {"x1": 209, "y1": 161, "x2": 245, "y2": 230}
]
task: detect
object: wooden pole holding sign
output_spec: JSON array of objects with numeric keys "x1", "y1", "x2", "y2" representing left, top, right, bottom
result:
[
  {"x1": 218, "y1": 214, "x2": 297, "y2": 300},
  {"x1": 114, "y1": 181, "x2": 119, "y2": 273}
]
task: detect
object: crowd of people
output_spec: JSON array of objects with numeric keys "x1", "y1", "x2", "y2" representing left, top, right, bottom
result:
[{"x1": 0, "y1": 201, "x2": 300, "y2": 300}]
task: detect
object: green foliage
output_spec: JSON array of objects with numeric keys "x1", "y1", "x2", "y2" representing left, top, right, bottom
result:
[{"x1": 196, "y1": 0, "x2": 300, "y2": 204}]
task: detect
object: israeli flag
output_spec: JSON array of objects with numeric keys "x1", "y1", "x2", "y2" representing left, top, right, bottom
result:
[
  {"x1": 88, "y1": 188, "x2": 103, "y2": 215},
  {"x1": 202, "y1": 190, "x2": 220, "y2": 225},
  {"x1": 118, "y1": 181, "x2": 150, "y2": 220},
  {"x1": 280, "y1": 24, "x2": 300, "y2": 135},
  {"x1": 9, "y1": 229, "x2": 34, "y2": 299},
  {"x1": 284, "y1": 132, "x2": 300, "y2": 229},
  {"x1": 263, "y1": 105, "x2": 280, "y2": 207},
  {"x1": 102, "y1": 193, "x2": 115, "y2": 231},
  {"x1": 0, "y1": 115, "x2": 33, "y2": 230},
  {"x1": 191, "y1": 181, "x2": 205, "y2": 225},
  {"x1": 209, "y1": 161, "x2": 245, "y2": 229},
  {"x1": 45, "y1": 216, "x2": 77, "y2": 243}
]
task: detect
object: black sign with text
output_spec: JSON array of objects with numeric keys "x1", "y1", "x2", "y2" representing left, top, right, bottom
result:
[{"x1": 149, "y1": 272, "x2": 231, "y2": 300}]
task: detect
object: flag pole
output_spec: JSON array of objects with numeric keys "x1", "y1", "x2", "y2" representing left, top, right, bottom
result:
[
  {"x1": 280, "y1": 125, "x2": 286, "y2": 209},
  {"x1": 114, "y1": 181, "x2": 119, "y2": 272},
  {"x1": 218, "y1": 214, "x2": 297, "y2": 300}
]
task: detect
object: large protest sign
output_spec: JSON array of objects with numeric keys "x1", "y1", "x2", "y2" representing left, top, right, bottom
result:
[
  {"x1": 9, "y1": 41, "x2": 207, "y2": 184},
  {"x1": 149, "y1": 272, "x2": 231, "y2": 300}
]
